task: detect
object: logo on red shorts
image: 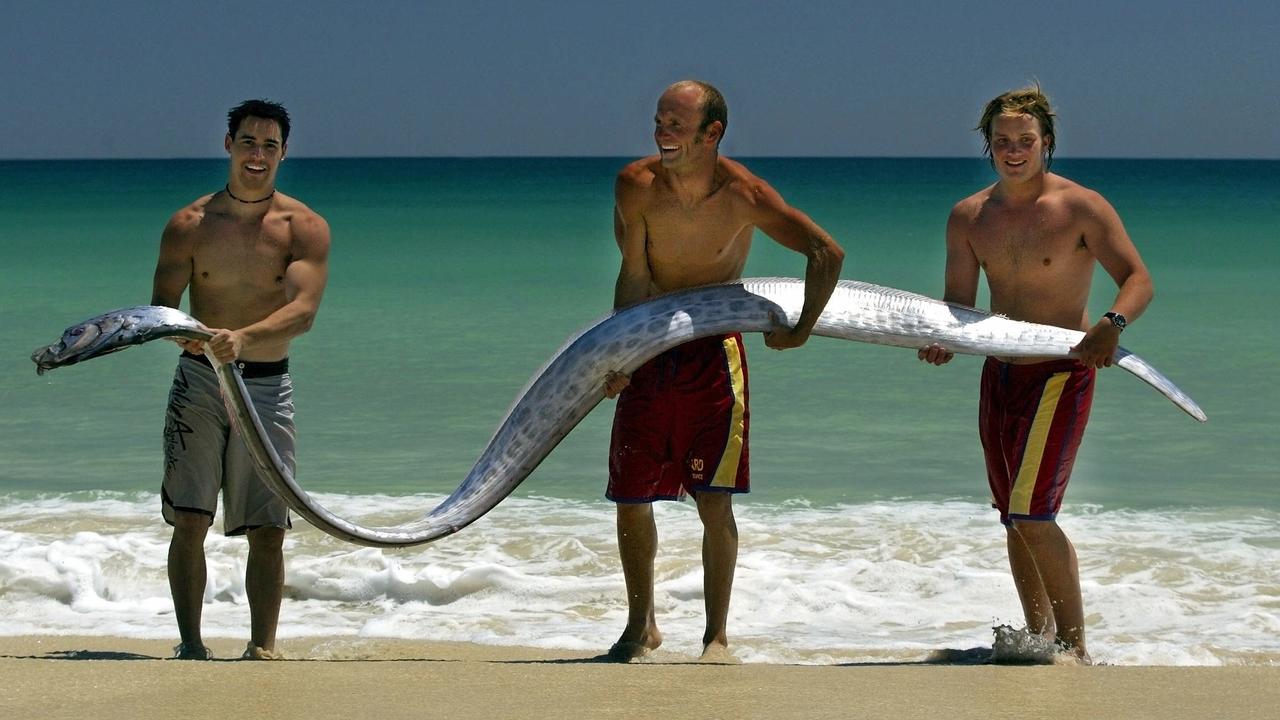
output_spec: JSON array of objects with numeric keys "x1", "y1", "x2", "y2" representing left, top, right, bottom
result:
[{"x1": 690, "y1": 457, "x2": 704, "y2": 480}]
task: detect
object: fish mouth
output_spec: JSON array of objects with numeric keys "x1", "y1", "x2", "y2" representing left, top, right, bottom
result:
[
  {"x1": 30, "y1": 322, "x2": 107, "y2": 374},
  {"x1": 30, "y1": 337, "x2": 87, "y2": 374},
  {"x1": 31, "y1": 344, "x2": 65, "y2": 375}
]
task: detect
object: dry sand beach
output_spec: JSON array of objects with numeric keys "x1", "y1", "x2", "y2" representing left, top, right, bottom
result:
[{"x1": 3, "y1": 635, "x2": 1278, "y2": 720}]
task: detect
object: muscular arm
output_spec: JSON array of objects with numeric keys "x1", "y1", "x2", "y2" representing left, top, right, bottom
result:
[
  {"x1": 613, "y1": 170, "x2": 653, "y2": 310},
  {"x1": 920, "y1": 204, "x2": 980, "y2": 365},
  {"x1": 206, "y1": 212, "x2": 331, "y2": 362},
  {"x1": 151, "y1": 213, "x2": 196, "y2": 309},
  {"x1": 602, "y1": 170, "x2": 654, "y2": 397},
  {"x1": 747, "y1": 181, "x2": 845, "y2": 349},
  {"x1": 1084, "y1": 193, "x2": 1153, "y2": 323},
  {"x1": 941, "y1": 205, "x2": 981, "y2": 308},
  {"x1": 151, "y1": 211, "x2": 205, "y2": 353},
  {"x1": 1071, "y1": 192, "x2": 1154, "y2": 368}
]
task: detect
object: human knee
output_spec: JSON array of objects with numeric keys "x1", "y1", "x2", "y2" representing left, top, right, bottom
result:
[
  {"x1": 616, "y1": 502, "x2": 653, "y2": 522},
  {"x1": 1010, "y1": 519, "x2": 1063, "y2": 545},
  {"x1": 694, "y1": 492, "x2": 734, "y2": 525},
  {"x1": 246, "y1": 525, "x2": 286, "y2": 552},
  {"x1": 171, "y1": 511, "x2": 211, "y2": 543}
]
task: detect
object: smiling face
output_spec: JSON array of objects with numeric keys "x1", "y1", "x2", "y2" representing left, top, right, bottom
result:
[
  {"x1": 988, "y1": 113, "x2": 1050, "y2": 181},
  {"x1": 653, "y1": 84, "x2": 721, "y2": 170},
  {"x1": 224, "y1": 116, "x2": 286, "y2": 193}
]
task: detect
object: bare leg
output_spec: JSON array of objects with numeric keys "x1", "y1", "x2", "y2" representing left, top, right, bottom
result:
[
  {"x1": 244, "y1": 526, "x2": 286, "y2": 659},
  {"x1": 168, "y1": 510, "x2": 211, "y2": 658},
  {"x1": 610, "y1": 503, "x2": 662, "y2": 660},
  {"x1": 1005, "y1": 525, "x2": 1055, "y2": 639},
  {"x1": 1011, "y1": 520, "x2": 1090, "y2": 663},
  {"x1": 695, "y1": 492, "x2": 737, "y2": 657}
]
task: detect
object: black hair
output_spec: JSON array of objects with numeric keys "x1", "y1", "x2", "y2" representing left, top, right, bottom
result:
[{"x1": 227, "y1": 99, "x2": 291, "y2": 143}]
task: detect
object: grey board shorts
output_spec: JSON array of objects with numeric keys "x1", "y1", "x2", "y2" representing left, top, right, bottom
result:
[{"x1": 162, "y1": 353, "x2": 295, "y2": 535}]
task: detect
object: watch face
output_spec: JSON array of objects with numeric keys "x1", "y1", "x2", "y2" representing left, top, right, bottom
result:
[{"x1": 1107, "y1": 312, "x2": 1127, "y2": 329}]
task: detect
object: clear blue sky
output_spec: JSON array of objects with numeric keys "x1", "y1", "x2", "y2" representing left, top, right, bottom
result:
[{"x1": 5, "y1": 0, "x2": 1277, "y2": 159}]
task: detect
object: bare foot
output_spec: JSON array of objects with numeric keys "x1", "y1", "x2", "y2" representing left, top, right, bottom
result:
[
  {"x1": 698, "y1": 643, "x2": 740, "y2": 664},
  {"x1": 1052, "y1": 646, "x2": 1093, "y2": 666},
  {"x1": 607, "y1": 628, "x2": 662, "y2": 662},
  {"x1": 607, "y1": 641, "x2": 653, "y2": 662},
  {"x1": 991, "y1": 624, "x2": 1058, "y2": 664},
  {"x1": 172, "y1": 643, "x2": 213, "y2": 660},
  {"x1": 242, "y1": 642, "x2": 284, "y2": 660}
]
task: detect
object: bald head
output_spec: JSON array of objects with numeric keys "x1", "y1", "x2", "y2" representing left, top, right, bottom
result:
[{"x1": 663, "y1": 80, "x2": 728, "y2": 146}]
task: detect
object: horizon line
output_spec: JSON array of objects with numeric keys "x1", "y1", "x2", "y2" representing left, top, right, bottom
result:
[{"x1": 2, "y1": 154, "x2": 1278, "y2": 162}]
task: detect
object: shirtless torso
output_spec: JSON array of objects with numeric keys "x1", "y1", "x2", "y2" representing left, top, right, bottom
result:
[
  {"x1": 920, "y1": 97, "x2": 1154, "y2": 664},
  {"x1": 152, "y1": 114, "x2": 329, "y2": 365},
  {"x1": 934, "y1": 114, "x2": 1151, "y2": 367},
  {"x1": 615, "y1": 155, "x2": 755, "y2": 293},
  {"x1": 149, "y1": 104, "x2": 330, "y2": 662},
  {"x1": 956, "y1": 175, "x2": 1117, "y2": 325},
  {"x1": 159, "y1": 191, "x2": 328, "y2": 362},
  {"x1": 603, "y1": 81, "x2": 843, "y2": 663},
  {"x1": 612, "y1": 156, "x2": 842, "y2": 354}
]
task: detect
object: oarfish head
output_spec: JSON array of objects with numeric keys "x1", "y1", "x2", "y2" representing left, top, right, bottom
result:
[{"x1": 31, "y1": 306, "x2": 183, "y2": 375}]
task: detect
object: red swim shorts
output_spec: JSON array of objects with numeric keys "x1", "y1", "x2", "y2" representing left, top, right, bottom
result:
[
  {"x1": 979, "y1": 357, "x2": 1095, "y2": 525},
  {"x1": 607, "y1": 334, "x2": 750, "y2": 503}
]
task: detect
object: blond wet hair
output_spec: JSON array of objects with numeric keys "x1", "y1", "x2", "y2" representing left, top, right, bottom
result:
[{"x1": 975, "y1": 85, "x2": 1057, "y2": 168}]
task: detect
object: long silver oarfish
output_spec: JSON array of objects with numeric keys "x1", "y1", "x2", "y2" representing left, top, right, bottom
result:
[{"x1": 31, "y1": 278, "x2": 1206, "y2": 547}]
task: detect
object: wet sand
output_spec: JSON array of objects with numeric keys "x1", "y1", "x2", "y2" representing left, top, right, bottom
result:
[{"x1": 3, "y1": 635, "x2": 1278, "y2": 720}]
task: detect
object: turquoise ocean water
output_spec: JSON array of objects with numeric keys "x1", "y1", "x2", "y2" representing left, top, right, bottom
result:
[{"x1": 1, "y1": 158, "x2": 1276, "y2": 664}]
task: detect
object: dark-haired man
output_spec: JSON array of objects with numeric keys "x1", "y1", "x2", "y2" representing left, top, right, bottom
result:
[
  {"x1": 603, "y1": 80, "x2": 844, "y2": 661},
  {"x1": 152, "y1": 99, "x2": 330, "y2": 660},
  {"x1": 919, "y1": 86, "x2": 1153, "y2": 663}
]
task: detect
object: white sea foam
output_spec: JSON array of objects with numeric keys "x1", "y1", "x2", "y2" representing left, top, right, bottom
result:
[{"x1": 1, "y1": 492, "x2": 1277, "y2": 665}]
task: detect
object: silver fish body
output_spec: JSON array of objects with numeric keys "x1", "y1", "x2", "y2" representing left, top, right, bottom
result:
[
  {"x1": 31, "y1": 278, "x2": 1206, "y2": 548},
  {"x1": 31, "y1": 304, "x2": 210, "y2": 375}
]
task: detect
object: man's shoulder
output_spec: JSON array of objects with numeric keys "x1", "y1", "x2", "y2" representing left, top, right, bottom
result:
[
  {"x1": 616, "y1": 156, "x2": 659, "y2": 187},
  {"x1": 164, "y1": 193, "x2": 217, "y2": 234},
  {"x1": 274, "y1": 193, "x2": 331, "y2": 246},
  {"x1": 615, "y1": 158, "x2": 660, "y2": 211},
  {"x1": 1044, "y1": 174, "x2": 1111, "y2": 213},
  {"x1": 716, "y1": 157, "x2": 776, "y2": 204},
  {"x1": 718, "y1": 156, "x2": 762, "y2": 185},
  {"x1": 274, "y1": 192, "x2": 325, "y2": 222},
  {"x1": 950, "y1": 184, "x2": 994, "y2": 220}
]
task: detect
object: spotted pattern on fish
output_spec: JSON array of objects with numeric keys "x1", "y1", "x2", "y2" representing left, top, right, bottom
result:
[{"x1": 31, "y1": 278, "x2": 1205, "y2": 548}]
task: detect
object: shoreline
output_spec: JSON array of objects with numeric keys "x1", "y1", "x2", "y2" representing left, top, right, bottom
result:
[{"x1": 4, "y1": 636, "x2": 1278, "y2": 720}]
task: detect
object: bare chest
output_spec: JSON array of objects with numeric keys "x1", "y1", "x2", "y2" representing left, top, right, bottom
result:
[
  {"x1": 643, "y1": 193, "x2": 750, "y2": 271},
  {"x1": 970, "y1": 203, "x2": 1090, "y2": 278},
  {"x1": 190, "y1": 214, "x2": 292, "y2": 292}
]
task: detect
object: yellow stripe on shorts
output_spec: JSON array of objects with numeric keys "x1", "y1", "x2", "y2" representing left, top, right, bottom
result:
[
  {"x1": 1009, "y1": 372, "x2": 1068, "y2": 516},
  {"x1": 710, "y1": 337, "x2": 747, "y2": 488}
]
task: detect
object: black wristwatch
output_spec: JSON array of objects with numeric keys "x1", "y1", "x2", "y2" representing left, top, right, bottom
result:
[{"x1": 1103, "y1": 311, "x2": 1127, "y2": 331}]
